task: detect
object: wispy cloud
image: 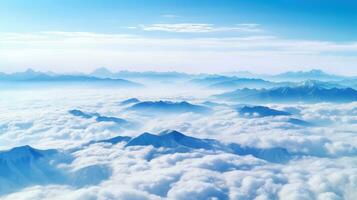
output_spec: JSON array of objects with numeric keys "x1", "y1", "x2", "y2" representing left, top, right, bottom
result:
[
  {"x1": 1, "y1": 31, "x2": 357, "y2": 53},
  {"x1": 1, "y1": 31, "x2": 357, "y2": 74},
  {"x1": 139, "y1": 23, "x2": 262, "y2": 33}
]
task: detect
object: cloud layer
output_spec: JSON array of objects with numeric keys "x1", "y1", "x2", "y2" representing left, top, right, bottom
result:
[{"x1": 0, "y1": 85, "x2": 356, "y2": 199}]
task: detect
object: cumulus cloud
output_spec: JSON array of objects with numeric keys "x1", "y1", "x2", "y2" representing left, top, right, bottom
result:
[{"x1": 0, "y1": 86, "x2": 356, "y2": 199}]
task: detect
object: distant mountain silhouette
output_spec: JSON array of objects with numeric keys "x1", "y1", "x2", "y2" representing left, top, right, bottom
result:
[
  {"x1": 190, "y1": 75, "x2": 276, "y2": 89},
  {"x1": 215, "y1": 81, "x2": 357, "y2": 103},
  {"x1": 0, "y1": 69, "x2": 142, "y2": 87},
  {"x1": 90, "y1": 67, "x2": 116, "y2": 78},
  {"x1": 115, "y1": 71, "x2": 191, "y2": 80},
  {"x1": 271, "y1": 69, "x2": 345, "y2": 81},
  {"x1": 120, "y1": 98, "x2": 140, "y2": 105},
  {"x1": 89, "y1": 68, "x2": 192, "y2": 80}
]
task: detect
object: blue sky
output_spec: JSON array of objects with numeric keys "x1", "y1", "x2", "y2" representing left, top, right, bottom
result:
[{"x1": 0, "y1": 0, "x2": 357, "y2": 74}]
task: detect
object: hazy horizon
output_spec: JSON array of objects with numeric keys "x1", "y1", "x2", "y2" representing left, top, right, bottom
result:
[
  {"x1": 1, "y1": 67, "x2": 356, "y2": 77},
  {"x1": 1, "y1": 0, "x2": 357, "y2": 75}
]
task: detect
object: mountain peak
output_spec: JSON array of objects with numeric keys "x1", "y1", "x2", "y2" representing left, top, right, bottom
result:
[
  {"x1": 159, "y1": 130, "x2": 183, "y2": 135},
  {"x1": 309, "y1": 69, "x2": 324, "y2": 74},
  {"x1": 90, "y1": 67, "x2": 114, "y2": 78},
  {"x1": 0, "y1": 145, "x2": 44, "y2": 161},
  {"x1": 120, "y1": 98, "x2": 140, "y2": 105},
  {"x1": 92, "y1": 67, "x2": 112, "y2": 74},
  {"x1": 126, "y1": 130, "x2": 213, "y2": 150},
  {"x1": 25, "y1": 68, "x2": 36, "y2": 74}
]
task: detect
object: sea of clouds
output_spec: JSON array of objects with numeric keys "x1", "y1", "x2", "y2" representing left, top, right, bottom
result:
[{"x1": 0, "y1": 86, "x2": 356, "y2": 200}]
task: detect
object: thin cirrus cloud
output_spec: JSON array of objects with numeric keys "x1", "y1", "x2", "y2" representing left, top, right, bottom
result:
[
  {"x1": 139, "y1": 23, "x2": 262, "y2": 33},
  {"x1": 1, "y1": 31, "x2": 357, "y2": 74},
  {"x1": 161, "y1": 14, "x2": 180, "y2": 18},
  {"x1": 2, "y1": 31, "x2": 357, "y2": 53}
]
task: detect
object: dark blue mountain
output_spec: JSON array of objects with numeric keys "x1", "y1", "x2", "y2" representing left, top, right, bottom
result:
[
  {"x1": 215, "y1": 82, "x2": 357, "y2": 103},
  {"x1": 69, "y1": 109, "x2": 131, "y2": 126},
  {"x1": 95, "y1": 116, "x2": 128, "y2": 125},
  {"x1": 126, "y1": 130, "x2": 213, "y2": 150},
  {"x1": 89, "y1": 136, "x2": 132, "y2": 145},
  {"x1": 125, "y1": 130, "x2": 291, "y2": 163},
  {"x1": 69, "y1": 109, "x2": 93, "y2": 119},
  {"x1": 238, "y1": 106, "x2": 291, "y2": 117},
  {"x1": 128, "y1": 101, "x2": 211, "y2": 114},
  {"x1": 0, "y1": 145, "x2": 110, "y2": 195},
  {"x1": 228, "y1": 144, "x2": 290, "y2": 163},
  {"x1": 0, "y1": 146, "x2": 63, "y2": 194},
  {"x1": 120, "y1": 98, "x2": 140, "y2": 105},
  {"x1": 0, "y1": 145, "x2": 57, "y2": 163},
  {"x1": 287, "y1": 118, "x2": 313, "y2": 127}
]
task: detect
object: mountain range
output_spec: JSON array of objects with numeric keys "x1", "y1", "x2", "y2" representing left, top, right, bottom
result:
[
  {"x1": 268, "y1": 69, "x2": 347, "y2": 81},
  {"x1": 90, "y1": 67, "x2": 193, "y2": 81},
  {"x1": 215, "y1": 81, "x2": 357, "y2": 103},
  {"x1": 0, "y1": 69, "x2": 141, "y2": 87},
  {"x1": 190, "y1": 75, "x2": 278, "y2": 89},
  {"x1": 5, "y1": 128, "x2": 348, "y2": 195},
  {"x1": 69, "y1": 109, "x2": 131, "y2": 127},
  {"x1": 2, "y1": 68, "x2": 357, "y2": 93},
  {"x1": 75, "y1": 130, "x2": 292, "y2": 163}
]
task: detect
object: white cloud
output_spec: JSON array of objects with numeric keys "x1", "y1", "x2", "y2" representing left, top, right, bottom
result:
[
  {"x1": 0, "y1": 87, "x2": 357, "y2": 199},
  {"x1": 139, "y1": 23, "x2": 262, "y2": 33},
  {"x1": 1, "y1": 31, "x2": 357, "y2": 74}
]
